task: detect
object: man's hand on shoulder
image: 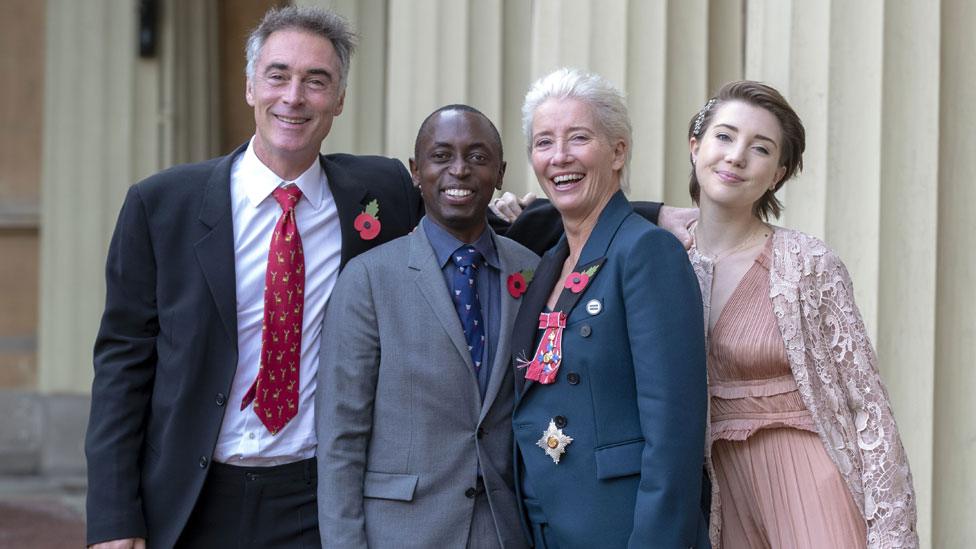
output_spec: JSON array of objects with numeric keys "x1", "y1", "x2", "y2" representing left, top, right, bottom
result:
[
  {"x1": 657, "y1": 205, "x2": 699, "y2": 249},
  {"x1": 89, "y1": 538, "x2": 146, "y2": 549},
  {"x1": 489, "y1": 191, "x2": 538, "y2": 223}
]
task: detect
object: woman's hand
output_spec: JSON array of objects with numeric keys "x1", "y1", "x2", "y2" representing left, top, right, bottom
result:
[{"x1": 489, "y1": 191, "x2": 538, "y2": 223}]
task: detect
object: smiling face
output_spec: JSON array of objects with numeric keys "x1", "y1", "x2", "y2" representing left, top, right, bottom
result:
[
  {"x1": 689, "y1": 100, "x2": 787, "y2": 215},
  {"x1": 529, "y1": 98, "x2": 626, "y2": 224},
  {"x1": 410, "y1": 109, "x2": 505, "y2": 243},
  {"x1": 246, "y1": 29, "x2": 346, "y2": 180}
]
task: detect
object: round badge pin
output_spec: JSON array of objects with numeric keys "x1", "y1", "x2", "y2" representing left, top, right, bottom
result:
[{"x1": 586, "y1": 299, "x2": 602, "y2": 315}]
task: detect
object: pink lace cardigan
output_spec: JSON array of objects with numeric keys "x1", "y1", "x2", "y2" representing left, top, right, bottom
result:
[{"x1": 689, "y1": 227, "x2": 918, "y2": 549}]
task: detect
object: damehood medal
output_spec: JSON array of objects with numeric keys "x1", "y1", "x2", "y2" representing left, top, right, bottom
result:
[{"x1": 537, "y1": 419, "x2": 573, "y2": 464}]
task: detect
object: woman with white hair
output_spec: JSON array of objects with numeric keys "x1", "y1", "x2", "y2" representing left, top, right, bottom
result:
[{"x1": 509, "y1": 68, "x2": 710, "y2": 548}]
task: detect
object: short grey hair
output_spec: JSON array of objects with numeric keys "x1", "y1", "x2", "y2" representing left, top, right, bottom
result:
[
  {"x1": 245, "y1": 6, "x2": 357, "y2": 91},
  {"x1": 522, "y1": 67, "x2": 633, "y2": 192}
]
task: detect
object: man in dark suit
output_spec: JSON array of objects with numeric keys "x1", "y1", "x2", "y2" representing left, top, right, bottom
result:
[{"x1": 85, "y1": 7, "x2": 422, "y2": 548}]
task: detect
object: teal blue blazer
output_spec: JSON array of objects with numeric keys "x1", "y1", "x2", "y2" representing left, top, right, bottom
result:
[{"x1": 511, "y1": 191, "x2": 709, "y2": 548}]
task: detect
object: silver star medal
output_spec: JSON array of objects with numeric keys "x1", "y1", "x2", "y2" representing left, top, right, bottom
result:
[{"x1": 536, "y1": 419, "x2": 573, "y2": 464}]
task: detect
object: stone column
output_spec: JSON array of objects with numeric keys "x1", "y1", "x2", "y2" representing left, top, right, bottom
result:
[
  {"x1": 302, "y1": 0, "x2": 390, "y2": 155},
  {"x1": 38, "y1": 0, "x2": 218, "y2": 394},
  {"x1": 878, "y1": 1, "x2": 940, "y2": 543},
  {"x1": 935, "y1": 1, "x2": 976, "y2": 545},
  {"x1": 39, "y1": 0, "x2": 147, "y2": 394},
  {"x1": 384, "y1": 0, "x2": 509, "y2": 160},
  {"x1": 161, "y1": 0, "x2": 221, "y2": 166},
  {"x1": 745, "y1": 1, "x2": 940, "y2": 544},
  {"x1": 528, "y1": 0, "x2": 738, "y2": 203}
]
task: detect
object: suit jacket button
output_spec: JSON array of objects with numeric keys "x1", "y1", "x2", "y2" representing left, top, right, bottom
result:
[
  {"x1": 465, "y1": 487, "x2": 477, "y2": 498},
  {"x1": 579, "y1": 324, "x2": 592, "y2": 337},
  {"x1": 477, "y1": 427, "x2": 486, "y2": 439},
  {"x1": 554, "y1": 415, "x2": 567, "y2": 429},
  {"x1": 199, "y1": 456, "x2": 209, "y2": 469},
  {"x1": 567, "y1": 373, "x2": 580, "y2": 385},
  {"x1": 215, "y1": 393, "x2": 226, "y2": 406}
]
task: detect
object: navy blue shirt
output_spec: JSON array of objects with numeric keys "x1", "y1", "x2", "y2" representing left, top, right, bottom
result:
[{"x1": 422, "y1": 217, "x2": 501, "y2": 401}]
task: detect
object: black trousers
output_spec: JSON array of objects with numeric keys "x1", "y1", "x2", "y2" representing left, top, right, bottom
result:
[{"x1": 177, "y1": 458, "x2": 320, "y2": 548}]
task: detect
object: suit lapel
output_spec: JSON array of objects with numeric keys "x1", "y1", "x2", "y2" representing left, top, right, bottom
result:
[
  {"x1": 194, "y1": 143, "x2": 246, "y2": 348},
  {"x1": 479, "y1": 238, "x2": 525, "y2": 421},
  {"x1": 574, "y1": 191, "x2": 632, "y2": 268},
  {"x1": 513, "y1": 239, "x2": 568, "y2": 399},
  {"x1": 409, "y1": 228, "x2": 482, "y2": 390},
  {"x1": 322, "y1": 156, "x2": 371, "y2": 270},
  {"x1": 514, "y1": 191, "x2": 634, "y2": 400}
]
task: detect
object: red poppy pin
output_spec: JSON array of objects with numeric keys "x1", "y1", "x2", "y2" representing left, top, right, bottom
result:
[
  {"x1": 507, "y1": 269, "x2": 534, "y2": 299},
  {"x1": 564, "y1": 264, "x2": 600, "y2": 294},
  {"x1": 354, "y1": 199, "x2": 381, "y2": 240}
]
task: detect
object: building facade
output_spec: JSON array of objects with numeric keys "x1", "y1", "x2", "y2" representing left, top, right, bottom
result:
[{"x1": 2, "y1": 1, "x2": 972, "y2": 546}]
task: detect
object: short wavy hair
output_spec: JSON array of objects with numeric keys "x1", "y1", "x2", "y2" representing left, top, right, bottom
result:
[
  {"x1": 522, "y1": 68, "x2": 633, "y2": 193},
  {"x1": 688, "y1": 80, "x2": 805, "y2": 220},
  {"x1": 245, "y1": 6, "x2": 357, "y2": 91}
]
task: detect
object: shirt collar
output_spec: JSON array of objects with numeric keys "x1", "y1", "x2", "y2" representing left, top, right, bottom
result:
[
  {"x1": 239, "y1": 137, "x2": 326, "y2": 209},
  {"x1": 422, "y1": 217, "x2": 499, "y2": 270}
]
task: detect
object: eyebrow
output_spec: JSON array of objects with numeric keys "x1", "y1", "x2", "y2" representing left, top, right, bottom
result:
[
  {"x1": 431, "y1": 140, "x2": 491, "y2": 150},
  {"x1": 714, "y1": 123, "x2": 778, "y2": 147},
  {"x1": 532, "y1": 126, "x2": 594, "y2": 138},
  {"x1": 264, "y1": 63, "x2": 334, "y2": 79}
]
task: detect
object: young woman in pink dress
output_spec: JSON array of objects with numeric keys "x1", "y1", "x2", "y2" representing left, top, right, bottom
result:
[{"x1": 686, "y1": 81, "x2": 918, "y2": 549}]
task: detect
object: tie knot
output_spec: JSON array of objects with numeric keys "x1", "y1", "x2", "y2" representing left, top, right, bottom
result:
[
  {"x1": 452, "y1": 246, "x2": 483, "y2": 270},
  {"x1": 272, "y1": 185, "x2": 303, "y2": 211}
]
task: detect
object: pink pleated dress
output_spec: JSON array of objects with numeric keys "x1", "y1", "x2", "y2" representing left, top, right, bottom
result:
[{"x1": 708, "y1": 237, "x2": 867, "y2": 549}]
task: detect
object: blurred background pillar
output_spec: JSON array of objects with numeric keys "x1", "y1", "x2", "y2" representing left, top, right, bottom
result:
[
  {"x1": 935, "y1": 0, "x2": 976, "y2": 545},
  {"x1": 35, "y1": 0, "x2": 217, "y2": 472},
  {"x1": 744, "y1": 1, "x2": 940, "y2": 545},
  {"x1": 39, "y1": 0, "x2": 144, "y2": 396},
  {"x1": 15, "y1": 4, "x2": 972, "y2": 543}
]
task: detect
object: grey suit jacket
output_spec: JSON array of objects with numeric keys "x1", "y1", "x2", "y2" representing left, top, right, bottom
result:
[{"x1": 317, "y1": 222, "x2": 538, "y2": 549}]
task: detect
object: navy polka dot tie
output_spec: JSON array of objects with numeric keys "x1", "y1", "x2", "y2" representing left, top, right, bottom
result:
[{"x1": 451, "y1": 246, "x2": 485, "y2": 372}]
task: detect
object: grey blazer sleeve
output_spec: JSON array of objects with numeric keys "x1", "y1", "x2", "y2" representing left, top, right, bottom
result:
[{"x1": 317, "y1": 258, "x2": 379, "y2": 549}]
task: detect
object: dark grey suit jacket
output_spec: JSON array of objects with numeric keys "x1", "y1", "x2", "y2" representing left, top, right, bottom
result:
[{"x1": 317, "y1": 225, "x2": 538, "y2": 548}]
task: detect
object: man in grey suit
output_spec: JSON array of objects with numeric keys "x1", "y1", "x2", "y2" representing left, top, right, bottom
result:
[{"x1": 316, "y1": 105, "x2": 537, "y2": 548}]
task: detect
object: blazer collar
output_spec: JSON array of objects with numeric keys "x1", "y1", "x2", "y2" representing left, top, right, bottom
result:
[
  {"x1": 198, "y1": 142, "x2": 247, "y2": 229},
  {"x1": 408, "y1": 226, "x2": 485, "y2": 408},
  {"x1": 195, "y1": 143, "x2": 247, "y2": 347},
  {"x1": 322, "y1": 156, "x2": 373, "y2": 269},
  {"x1": 512, "y1": 240, "x2": 568, "y2": 398},
  {"x1": 574, "y1": 190, "x2": 633, "y2": 266},
  {"x1": 512, "y1": 190, "x2": 632, "y2": 398},
  {"x1": 408, "y1": 223, "x2": 530, "y2": 418},
  {"x1": 479, "y1": 236, "x2": 529, "y2": 421}
]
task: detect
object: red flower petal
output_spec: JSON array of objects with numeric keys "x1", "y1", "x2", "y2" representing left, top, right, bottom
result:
[
  {"x1": 354, "y1": 212, "x2": 369, "y2": 231},
  {"x1": 564, "y1": 272, "x2": 589, "y2": 293},
  {"x1": 507, "y1": 273, "x2": 527, "y2": 298},
  {"x1": 356, "y1": 213, "x2": 381, "y2": 240}
]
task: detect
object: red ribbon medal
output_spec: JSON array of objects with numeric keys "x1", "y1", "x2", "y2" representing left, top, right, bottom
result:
[{"x1": 523, "y1": 311, "x2": 566, "y2": 384}]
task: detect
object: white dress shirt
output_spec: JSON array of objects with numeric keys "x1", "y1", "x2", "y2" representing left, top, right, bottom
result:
[{"x1": 213, "y1": 139, "x2": 342, "y2": 465}]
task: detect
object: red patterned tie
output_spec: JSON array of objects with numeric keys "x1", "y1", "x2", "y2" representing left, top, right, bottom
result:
[{"x1": 241, "y1": 185, "x2": 304, "y2": 434}]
